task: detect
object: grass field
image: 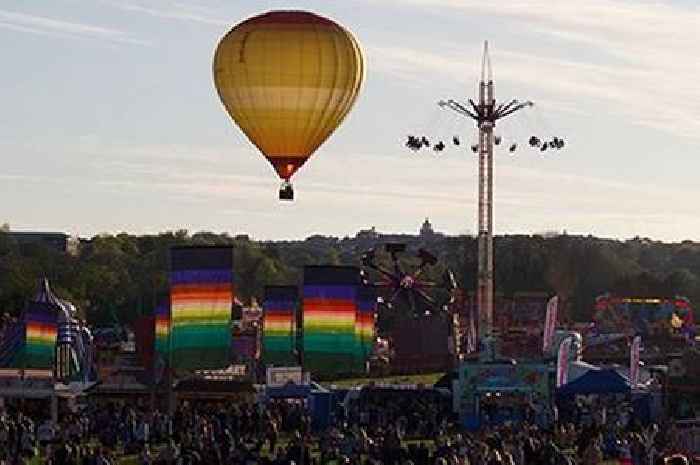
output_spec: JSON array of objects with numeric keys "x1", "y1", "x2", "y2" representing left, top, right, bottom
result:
[{"x1": 322, "y1": 372, "x2": 445, "y2": 388}]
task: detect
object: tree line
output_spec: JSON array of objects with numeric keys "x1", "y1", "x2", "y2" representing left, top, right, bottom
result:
[{"x1": 1, "y1": 229, "x2": 699, "y2": 327}]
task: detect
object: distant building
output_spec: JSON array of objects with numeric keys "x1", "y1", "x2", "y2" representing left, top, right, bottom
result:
[
  {"x1": 535, "y1": 230, "x2": 566, "y2": 239},
  {"x1": 356, "y1": 226, "x2": 380, "y2": 240},
  {"x1": 7, "y1": 231, "x2": 78, "y2": 255},
  {"x1": 419, "y1": 218, "x2": 435, "y2": 237}
]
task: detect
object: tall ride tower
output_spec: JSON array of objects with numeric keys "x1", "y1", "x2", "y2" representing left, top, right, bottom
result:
[
  {"x1": 477, "y1": 43, "x2": 496, "y2": 343},
  {"x1": 441, "y1": 42, "x2": 533, "y2": 341}
]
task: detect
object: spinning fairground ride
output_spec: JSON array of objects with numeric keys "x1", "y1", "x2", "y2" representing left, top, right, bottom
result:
[{"x1": 360, "y1": 244, "x2": 461, "y2": 373}]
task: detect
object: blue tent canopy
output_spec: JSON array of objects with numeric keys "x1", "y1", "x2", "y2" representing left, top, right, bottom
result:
[
  {"x1": 557, "y1": 369, "x2": 631, "y2": 396},
  {"x1": 265, "y1": 382, "x2": 313, "y2": 399}
]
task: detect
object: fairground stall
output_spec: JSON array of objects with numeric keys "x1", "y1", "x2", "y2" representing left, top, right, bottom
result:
[
  {"x1": 262, "y1": 366, "x2": 336, "y2": 431},
  {"x1": 454, "y1": 361, "x2": 550, "y2": 430},
  {"x1": 0, "y1": 279, "x2": 97, "y2": 419},
  {"x1": 555, "y1": 368, "x2": 662, "y2": 427},
  {"x1": 585, "y1": 295, "x2": 696, "y2": 363},
  {"x1": 667, "y1": 346, "x2": 700, "y2": 419}
]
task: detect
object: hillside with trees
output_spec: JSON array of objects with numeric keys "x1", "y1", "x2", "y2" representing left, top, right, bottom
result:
[{"x1": 1, "y1": 226, "x2": 700, "y2": 327}]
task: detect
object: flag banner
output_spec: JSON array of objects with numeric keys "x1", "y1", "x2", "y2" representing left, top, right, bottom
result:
[
  {"x1": 303, "y1": 265, "x2": 363, "y2": 376},
  {"x1": 262, "y1": 286, "x2": 298, "y2": 366},
  {"x1": 556, "y1": 337, "x2": 572, "y2": 388},
  {"x1": 169, "y1": 246, "x2": 233, "y2": 370},
  {"x1": 154, "y1": 300, "x2": 170, "y2": 356},
  {"x1": 467, "y1": 295, "x2": 477, "y2": 354},
  {"x1": 630, "y1": 335, "x2": 641, "y2": 387},
  {"x1": 356, "y1": 284, "x2": 377, "y2": 359},
  {"x1": 543, "y1": 295, "x2": 559, "y2": 354}
]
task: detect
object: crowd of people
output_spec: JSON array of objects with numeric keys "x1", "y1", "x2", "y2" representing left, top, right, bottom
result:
[{"x1": 0, "y1": 391, "x2": 695, "y2": 465}]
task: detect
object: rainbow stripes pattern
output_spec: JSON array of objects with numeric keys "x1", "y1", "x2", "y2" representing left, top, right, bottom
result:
[
  {"x1": 355, "y1": 285, "x2": 376, "y2": 359},
  {"x1": 262, "y1": 286, "x2": 298, "y2": 366},
  {"x1": 169, "y1": 246, "x2": 233, "y2": 370},
  {"x1": 22, "y1": 304, "x2": 58, "y2": 369},
  {"x1": 154, "y1": 300, "x2": 170, "y2": 356},
  {"x1": 303, "y1": 266, "x2": 364, "y2": 376}
]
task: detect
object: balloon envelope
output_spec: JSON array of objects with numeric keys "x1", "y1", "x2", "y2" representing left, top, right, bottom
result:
[{"x1": 213, "y1": 10, "x2": 365, "y2": 182}]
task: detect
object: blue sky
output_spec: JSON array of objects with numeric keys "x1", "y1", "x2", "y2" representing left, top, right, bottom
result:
[{"x1": 1, "y1": 0, "x2": 699, "y2": 241}]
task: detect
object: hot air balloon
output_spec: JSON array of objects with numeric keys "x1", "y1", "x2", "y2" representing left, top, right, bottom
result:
[{"x1": 213, "y1": 11, "x2": 365, "y2": 200}]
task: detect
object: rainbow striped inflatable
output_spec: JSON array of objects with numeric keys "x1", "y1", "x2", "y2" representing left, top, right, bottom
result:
[
  {"x1": 262, "y1": 286, "x2": 298, "y2": 366},
  {"x1": 23, "y1": 307, "x2": 57, "y2": 369},
  {"x1": 303, "y1": 266, "x2": 364, "y2": 376},
  {"x1": 169, "y1": 246, "x2": 233, "y2": 370},
  {"x1": 0, "y1": 280, "x2": 60, "y2": 369},
  {"x1": 355, "y1": 285, "x2": 376, "y2": 359}
]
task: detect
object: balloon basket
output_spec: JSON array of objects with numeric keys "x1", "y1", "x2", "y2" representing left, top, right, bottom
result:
[{"x1": 279, "y1": 181, "x2": 294, "y2": 201}]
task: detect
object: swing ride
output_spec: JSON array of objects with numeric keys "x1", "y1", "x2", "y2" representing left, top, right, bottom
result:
[{"x1": 402, "y1": 41, "x2": 568, "y2": 348}]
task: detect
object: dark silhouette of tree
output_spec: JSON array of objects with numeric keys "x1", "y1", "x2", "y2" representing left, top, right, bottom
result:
[{"x1": 0, "y1": 229, "x2": 697, "y2": 331}]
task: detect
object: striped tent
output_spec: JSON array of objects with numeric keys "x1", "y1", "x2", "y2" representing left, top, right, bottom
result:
[{"x1": 0, "y1": 279, "x2": 60, "y2": 370}]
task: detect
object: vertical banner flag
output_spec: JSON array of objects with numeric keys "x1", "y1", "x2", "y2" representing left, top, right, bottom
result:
[
  {"x1": 356, "y1": 284, "x2": 377, "y2": 360},
  {"x1": 467, "y1": 300, "x2": 477, "y2": 354},
  {"x1": 543, "y1": 295, "x2": 559, "y2": 354},
  {"x1": 262, "y1": 286, "x2": 298, "y2": 366},
  {"x1": 630, "y1": 335, "x2": 641, "y2": 387},
  {"x1": 154, "y1": 300, "x2": 170, "y2": 356},
  {"x1": 169, "y1": 246, "x2": 233, "y2": 370},
  {"x1": 303, "y1": 266, "x2": 362, "y2": 375},
  {"x1": 556, "y1": 337, "x2": 572, "y2": 388},
  {"x1": 153, "y1": 300, "x2": 170, "y2": 384}
]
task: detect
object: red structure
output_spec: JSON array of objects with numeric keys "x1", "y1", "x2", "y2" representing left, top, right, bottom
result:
[{"x1": 133, "y1": 316, "x2": 155, "y2": 373}]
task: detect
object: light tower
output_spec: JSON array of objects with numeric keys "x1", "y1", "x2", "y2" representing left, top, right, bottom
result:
[{"x1": 440, "y1": 42, "x2": 533, "y2": 342}]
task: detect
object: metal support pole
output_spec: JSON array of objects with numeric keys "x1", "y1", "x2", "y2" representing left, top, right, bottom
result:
[
  {"x1": 477, "y1": 119, "x2": 495, "y2": 341},
  {"x1": 51, "y1": 393, "x2": 58, "y2": 425},
  {"x1": 477, "y1": 41, "x2": 495, "y2": 343}
]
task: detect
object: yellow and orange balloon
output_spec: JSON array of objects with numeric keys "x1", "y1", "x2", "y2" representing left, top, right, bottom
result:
[{"x1": 213, "y1": 10, "x2": 365, "y2": 200}]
